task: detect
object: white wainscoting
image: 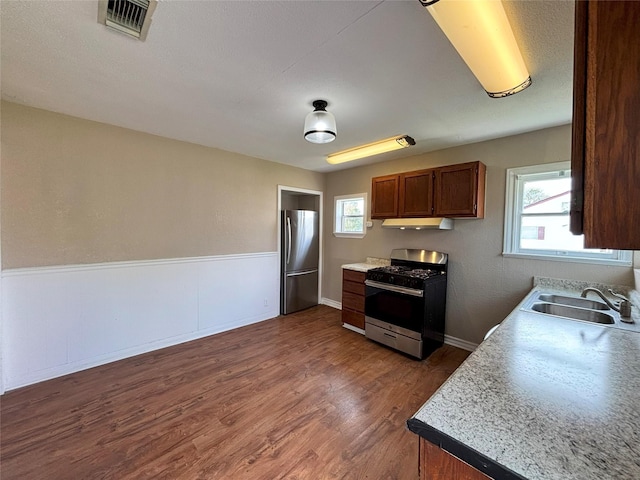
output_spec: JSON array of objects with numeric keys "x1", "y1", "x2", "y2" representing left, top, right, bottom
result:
[{"x1": 1, "y1": 252, "x2": 280, "y2": 391}]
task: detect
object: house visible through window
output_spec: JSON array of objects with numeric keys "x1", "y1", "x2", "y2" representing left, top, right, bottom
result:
[
  {"x1": 503, "y1": 162, "x2": 631, "y2": 265},
  {"x1": 334, "y1": 193, "x2": 367, "y2": 238}
]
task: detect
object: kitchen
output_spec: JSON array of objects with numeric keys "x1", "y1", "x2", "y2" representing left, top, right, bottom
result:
[{"x1": 1, "y1": 0, "x2": 639, "y2": 479}]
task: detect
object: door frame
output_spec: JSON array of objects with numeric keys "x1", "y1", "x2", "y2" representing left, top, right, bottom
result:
[{"x1": 277, "y1": 186, "x2": 323, "y2": 311}]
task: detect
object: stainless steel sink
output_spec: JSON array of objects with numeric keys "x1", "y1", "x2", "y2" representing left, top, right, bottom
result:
[
  {"x1": 530, "y1": 302, "x2": 615, "y2": 324},
  {"x1": 537, "y1": 293, "x2": 609, "y2": 311}
]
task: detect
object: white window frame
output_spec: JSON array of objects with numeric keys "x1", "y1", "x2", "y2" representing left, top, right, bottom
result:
[
  {"x1": 334, "y1": 193, "x2": 368, "y2": 238},
  {"x1": 503, "y1": 162, "x2": 632, "y2": 266}
]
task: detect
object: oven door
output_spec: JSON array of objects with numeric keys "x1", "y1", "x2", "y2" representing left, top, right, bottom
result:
[{"x1": 364, "y1": 280, "x2": 425, "y2": 334}]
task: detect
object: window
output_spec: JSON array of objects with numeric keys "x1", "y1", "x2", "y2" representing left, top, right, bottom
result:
[
  {"x1": 334, "y1": 193, "x2": 368, "y2": 238},
  {"x1": 503, "y1": 162, "x2": 631, "y2": 265}
]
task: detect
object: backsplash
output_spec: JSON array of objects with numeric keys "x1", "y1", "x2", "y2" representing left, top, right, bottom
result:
[
  {"x1": 365, "y1": 257, "x2": 391, "y2": 266},
  {"x1": 534, "y1": 276, "x2": 633, "y2": 297}
]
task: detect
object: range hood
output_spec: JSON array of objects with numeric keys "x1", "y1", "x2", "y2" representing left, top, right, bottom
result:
[{"x1": 381, "y1": 218, "x2": 453, "y2": 230}]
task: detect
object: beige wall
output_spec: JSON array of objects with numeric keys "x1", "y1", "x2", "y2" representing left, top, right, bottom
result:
[
  {"x1": 1, "y1": 102, "x2": 324, "y2": 269},
  {"x1": 322, "y1": 125, "x2": 635, "y2": 344},
  {"x1": 3, "y1": 102, "x2": 634, "y2": 345}
]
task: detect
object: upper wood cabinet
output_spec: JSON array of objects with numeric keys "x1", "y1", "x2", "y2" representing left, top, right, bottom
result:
[
  {"x1": 371, "y1": 174, "x2": 399, "y2": 219},
  {"x1": 399, "y1": 169, "x2": 435, "y2": 217},
  {"x1": 371, "y1": 161, "x2": 485, "y2": 219},
  {"x1": 434, "y1": 161, "x2": 485, "y2": 218},
  {"x1": 570, "y1": 0, "x2": 640, "y2": 249}
]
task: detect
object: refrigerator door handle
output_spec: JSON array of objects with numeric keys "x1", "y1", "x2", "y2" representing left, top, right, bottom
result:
[
  {"x1": 286, "y1": 269, "x2": 318, "y2": 277},
  {"x1": 286, "y1": 216, "x2": 292, "y2": 265}
]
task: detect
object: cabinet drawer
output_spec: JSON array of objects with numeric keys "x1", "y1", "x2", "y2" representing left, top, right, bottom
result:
[
  {"x1": 343, "y1": 269, "x2": 366, "y2": 283},
  {"x1": 342, "y1": 292, "x2": 365, "y2": 313},
  {"x1": 343, "y1": 280, "x2": 365, "y2": 296},
  {"x1": 342, "y1": 309, "x2": 365, "y2": 330}
]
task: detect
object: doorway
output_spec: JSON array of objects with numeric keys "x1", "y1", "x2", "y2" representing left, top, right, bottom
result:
[{"x1": 277, "y1": 186, "x2": 323, "y2": 315}]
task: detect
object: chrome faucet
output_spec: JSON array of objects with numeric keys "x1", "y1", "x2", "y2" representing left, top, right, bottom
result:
[{"x1": 581, "y1": 287, "x2": 633, "y2": 322}]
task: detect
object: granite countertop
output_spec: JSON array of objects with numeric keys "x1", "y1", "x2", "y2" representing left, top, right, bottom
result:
[
  {"x1": 408, "y1": 278, "x2": 640, "y2": 480},
  {"x1": 341, "y1": 257, "x2": 390, "y2": 272}
]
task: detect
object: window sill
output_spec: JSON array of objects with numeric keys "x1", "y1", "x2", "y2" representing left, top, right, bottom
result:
[
  {"x1": 334, "y1": 232, "x2": 366, "y2": 239},
  {"x1": 502, "y1": 252, "x2": 632, "y2": 267}
]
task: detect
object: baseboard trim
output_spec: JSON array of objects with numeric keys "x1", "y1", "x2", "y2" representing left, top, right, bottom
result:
[
  {"x1": 320, "y1": 297, "x2": 341, "y2": 310},
  {"x1": 342, "y1": 323, "x2": 365, "y2": 335},
  {"x1": 444, "y1": 335, "x2": 478, "y2": 352}
]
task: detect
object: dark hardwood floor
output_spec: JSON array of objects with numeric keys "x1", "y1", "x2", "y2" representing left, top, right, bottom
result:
[{"x1": 1, "y1": 306, "x2": 470, "y2": 479}]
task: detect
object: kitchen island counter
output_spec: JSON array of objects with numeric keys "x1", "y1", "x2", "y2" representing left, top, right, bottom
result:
[{"x1": 408, "y1": 281, "x2": 640, "y2": 480}]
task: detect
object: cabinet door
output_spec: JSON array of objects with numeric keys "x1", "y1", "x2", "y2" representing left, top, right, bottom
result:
[
  {"x1": 371, "y1": 175, "x2": 399, "y2": 219},
  {"x1": 569, "y1": 0, "x2": 588, "y2": 236},
  {"x1": 419, "y1": 438, "x2": 490, "y2": 480},
  {"x1": 342, "y1": 310, "x2": 365, "y2": 330},
  {"x1": 434, "y1": 162, "x2": 485, "y2": 218},
  {"x1": 570, "y1": 1, "x2": 640, "y2": 249},
  {"x1": 399, "y1": 169, "x2": 434, "y2": 217}
]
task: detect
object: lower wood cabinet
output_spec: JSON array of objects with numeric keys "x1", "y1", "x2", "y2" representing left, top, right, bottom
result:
[
  {"x1": 341, "y1": 269, "x2": 366, "y2": 330},
  {"x1": 419, "y1": 438, "x2": 491, "y2": 480}
]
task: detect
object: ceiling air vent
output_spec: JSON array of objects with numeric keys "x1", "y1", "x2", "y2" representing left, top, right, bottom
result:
[{"x1": 98, "y1": 0, "x2": 157, "y2": 41}]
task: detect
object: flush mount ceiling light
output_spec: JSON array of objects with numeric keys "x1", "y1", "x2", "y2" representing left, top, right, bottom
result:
[
  {"x1": 419, "y1": 0, "x2": 531, "y2": 98},
  {"x1": 304, "y1": 100, "x2": 336, "y2": 144},
  {"x1": 327, "y1": 135, "x2": 416, "y2": 165}
]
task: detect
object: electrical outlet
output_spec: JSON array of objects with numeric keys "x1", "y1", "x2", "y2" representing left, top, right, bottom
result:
[{"x1": 263, "y1": 299, "x2": 269, "y2": 307}]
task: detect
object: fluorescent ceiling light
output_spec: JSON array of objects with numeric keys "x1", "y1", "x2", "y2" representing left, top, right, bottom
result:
[
  {"x1": 327, "y1": 135, "x2": 415, "y2": 165},
  {"x1": 420, "y1": 0, "x2": 531, "y2": 98}
]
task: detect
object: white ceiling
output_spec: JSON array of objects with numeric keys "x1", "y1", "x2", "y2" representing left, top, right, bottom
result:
[{"x1": 1, "y1": 0, "x2": 575, "y2": 172}]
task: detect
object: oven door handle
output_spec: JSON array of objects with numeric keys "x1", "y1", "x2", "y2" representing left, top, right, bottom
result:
[{"x1": 364, "y1": 280, "x2": 424, "y2": 297}]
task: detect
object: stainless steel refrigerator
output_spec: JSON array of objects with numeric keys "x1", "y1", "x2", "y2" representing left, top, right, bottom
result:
[{"x1": 281, "y1": 210, "x2": 319, "y2": 314}]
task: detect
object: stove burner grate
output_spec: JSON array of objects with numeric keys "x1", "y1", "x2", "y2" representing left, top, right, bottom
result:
[
  {"x1": 378, "y1": 265, "x2": 411, "y2": 273},
  {"x1": 405, "y1": 268, "x2": 441, "y2": 279}
]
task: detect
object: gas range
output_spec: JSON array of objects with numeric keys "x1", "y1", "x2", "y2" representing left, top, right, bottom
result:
[{"x1": 364, "y1": 249, "x2": 448, "y2": 359}]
